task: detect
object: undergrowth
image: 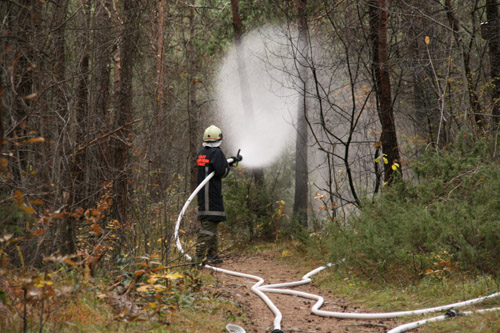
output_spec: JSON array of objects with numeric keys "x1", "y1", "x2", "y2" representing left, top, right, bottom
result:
[
  {"x1": 279, "y1": 237, "x2": 500, "y2": 333},
  {"x1": 0, "y1": 183, "x2": 246, "y2": 332},
  {"x1": 0, "y1": 252, "x2": 245, "y2": 332},
  {"x1": 328, "y1": 137, "x2": 500, "y2": 282}
]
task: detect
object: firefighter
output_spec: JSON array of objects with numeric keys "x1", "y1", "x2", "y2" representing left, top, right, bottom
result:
[{"x1": 195, "y1": 125, "x2": 242, "y2": 265}]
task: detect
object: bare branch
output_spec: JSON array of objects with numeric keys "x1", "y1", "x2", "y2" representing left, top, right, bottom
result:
[{"x1": 74, "y1": 118, "x2": 141, "y2": 156}]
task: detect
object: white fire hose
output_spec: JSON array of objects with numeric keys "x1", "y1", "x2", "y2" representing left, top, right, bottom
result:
[
  {"x1": 174, "y1": 157, "x2": 500, "y2": 333},
  {"x1": 387, "y1": 307, "x2": 500, "y2": 333}
]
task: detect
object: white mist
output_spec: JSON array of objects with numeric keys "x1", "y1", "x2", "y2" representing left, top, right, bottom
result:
[{"x1": 216, "y1": 26, "x2": 299, "y2": 168}]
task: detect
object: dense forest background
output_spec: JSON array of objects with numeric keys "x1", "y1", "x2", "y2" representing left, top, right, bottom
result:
[{"x1": 1, "y1": 0, "x2": 499, "y2": 331}]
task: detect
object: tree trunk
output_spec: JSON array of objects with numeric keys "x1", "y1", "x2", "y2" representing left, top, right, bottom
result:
[
  {"x1": 231, "y1": 0, "x2": 256, "y2": 131},
  {"x1": 93, "y1": 0, "x2": 113, "y2": 188},
  {"x1": 445, "y1": 0, "x2": 484, "y2": 128},
  {"x1": 11, "y1": 0, "x2": 37, "y2": 187},
  {"x1": 406, "y1": 1, "x2": 442, "y2": 146},
  {"x1": 484, "y1": 0, "x2": 500, "y2": 127},
  {"x1": 112, "y1": 0, "x2": 140, "y2": 223},
  {"x1": 187, "y1": 1, "x2": 199, "y2": 193},
  {"x1": 50, "y1": 0, "x2": 75, "y2": 255},
  {"x1": 73, "y1": 0, "x2": 91, "y2": 206},
  {"x1": 152, "y1": 0, "x2": 168, "y2": 198},
  {"x1": 0, "y1": 43, "x2": 4, "y2": 165},
  {"x1": 155, "y1": 0, "x2": 167, "y2": 109},
  {"x1": 408, "y1": 17, "x2": 430, "y2": 139},
  {"x1": 368, "y1": 0, "x2": 401, "y2": 184},
  {"x1": 293, "y1": 0, "x2": 309, "y2": 227}
]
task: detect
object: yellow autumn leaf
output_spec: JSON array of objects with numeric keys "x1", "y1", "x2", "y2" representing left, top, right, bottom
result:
[
  {"x1": 137, "y1": 285, "x2": 153, "y2": 292},
  {"x1": 424, "y1": 36, "x2": 430, "y2": 44},
  {"x1": 14, "y1": 190, "x2": 23, "y2": 206},
  {"x1": 165, "y1": 272, "x2": 183, "y2": 280},
  {"x1": 83, "y1": 265, "x2": 90, "y2": 284},
  {"x1": 149, "y1": 302, "x2": 158, "y2": 309},
  {"x1": 375, "y1": 154, "x2": 389, "y2": 164},
  {"x1": 147, "y1": 277, "x2": 158, "y2": 285},
  {"x1": 26, "y1": 137, "x2": 45, "y2": 143},
  {"x1": 64, "y1": 258, "x2": 77, "y2": 266},
  {"x1": 30, "y1": 199, "x2": 44, "y2": 205},
  {"x1": 21, "y1": 205, "x2": 34, "y2": 215},
  {"x1": 153, "y1": 285, "x2": 167, "y2": 291},
  {"x1": 134, "y1": 269, "x2": 146, "y2": 277},
  {"x1": 119, "y1": 308, "x2": 128, "y2": 317},
  {"x1": 392, "y1": 163, "x2": 400, "y2": 171},
  {"x1": 151, "y1": 266, "x2": 167, "y2": 272},
  {"x1": 281, "y1": 250, "x2": 290, "y2": 258},
  {"x1": 91, "y1": 224, "x2": 104, "y2": 235}
]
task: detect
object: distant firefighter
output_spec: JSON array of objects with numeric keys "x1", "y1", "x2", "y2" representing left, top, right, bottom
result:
[{"x1": 195, "y1": 125, "x2": 242, "y2": 265}]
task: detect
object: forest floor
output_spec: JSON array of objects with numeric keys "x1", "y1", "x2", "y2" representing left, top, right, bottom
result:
[{"x1": 207, "y1": 249, "x2": 403, "y2": 333}]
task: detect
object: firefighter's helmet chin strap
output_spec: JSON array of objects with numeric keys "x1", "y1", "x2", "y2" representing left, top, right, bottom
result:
[{"x1": 202, "y1": 140, "x2": 222, "y2": 148}]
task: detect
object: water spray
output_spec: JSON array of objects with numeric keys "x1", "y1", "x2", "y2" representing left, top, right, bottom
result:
[{"x1": 174, "y1": 155, "x2": 500, "y2": 332}]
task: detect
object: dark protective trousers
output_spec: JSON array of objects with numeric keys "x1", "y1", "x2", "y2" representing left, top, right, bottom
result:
[{"x1": 196, "y1": 220, "x2": 219, "y2": 260}]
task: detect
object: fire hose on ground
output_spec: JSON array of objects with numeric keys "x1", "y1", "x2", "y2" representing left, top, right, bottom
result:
[{"x1": 174, "y1": 156, "x2": 500, "y2": 333}]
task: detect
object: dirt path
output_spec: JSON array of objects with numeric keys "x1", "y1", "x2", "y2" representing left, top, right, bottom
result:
[{"x1": 209, "y1": 251, "x2": 401, "y2": 333}]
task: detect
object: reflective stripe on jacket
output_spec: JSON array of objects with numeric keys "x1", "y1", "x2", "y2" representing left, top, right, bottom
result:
[{"x1": 196, "y1": 146, "x2": 229, "y2": 221}]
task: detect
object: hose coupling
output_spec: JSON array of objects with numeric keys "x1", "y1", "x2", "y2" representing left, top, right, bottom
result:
[{"x1": 445, "y1": 309, "x2": 461, "y2": 318}]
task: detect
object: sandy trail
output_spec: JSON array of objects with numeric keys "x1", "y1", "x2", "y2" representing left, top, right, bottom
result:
[{"x1": 209, "y1": 250, "x2": 399, "y2": 333}]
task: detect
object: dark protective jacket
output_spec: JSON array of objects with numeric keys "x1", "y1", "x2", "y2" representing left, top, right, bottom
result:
[{"x1": 196, "y1": 146, "x2": 230, "y2": 222}]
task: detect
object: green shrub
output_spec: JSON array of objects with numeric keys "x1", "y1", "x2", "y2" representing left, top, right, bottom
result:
[
  {"x1": 0, "y1": 198, "x2": 35, "y2": 237},
  {"x1": 329, "y1": 138, "x2": 500, "y2": 282},
  {"x1": 223, "y1": 158, "x2": 294, "y2": 242}
]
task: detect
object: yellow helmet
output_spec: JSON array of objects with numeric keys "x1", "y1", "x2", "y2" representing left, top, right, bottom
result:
[{"x1": 203, "y1": 125, "x2": 223, "y2": 142}]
